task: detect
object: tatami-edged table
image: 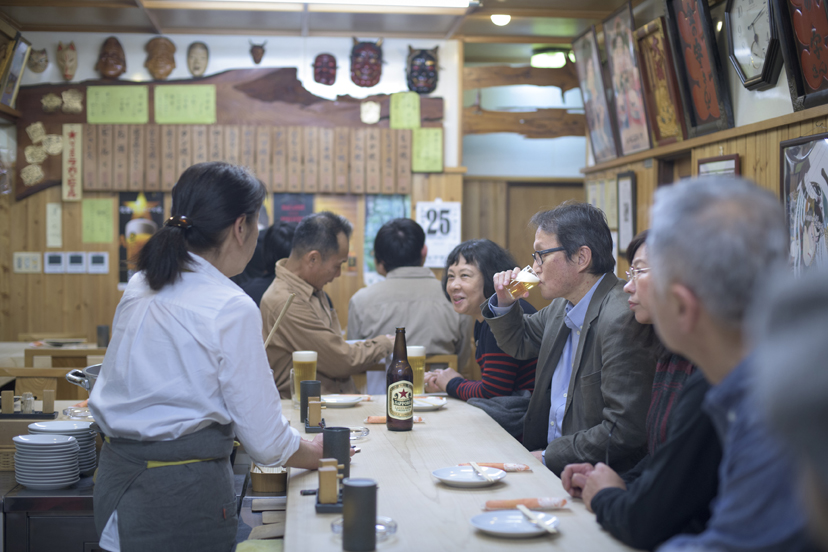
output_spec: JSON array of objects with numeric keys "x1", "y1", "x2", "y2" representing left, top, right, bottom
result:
[{"x1": 283, "y1": 396, "x2": 634, "y2": 551}]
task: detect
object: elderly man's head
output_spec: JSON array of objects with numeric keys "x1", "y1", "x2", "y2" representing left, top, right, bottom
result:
[
  {"x1": 646, "y1": 177, "x2": 787, "y2": 364},
  {"x1": 289, "y1": 211, "x2": 352, "y2": 291}
]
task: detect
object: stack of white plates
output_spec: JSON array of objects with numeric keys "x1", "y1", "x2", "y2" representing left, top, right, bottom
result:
[
  {"x1": 13, "y1": 434, "x2": 80, "y2": 490},
  {"x1": 29, "y1": 421, "x2": 97, "y2": 474}
]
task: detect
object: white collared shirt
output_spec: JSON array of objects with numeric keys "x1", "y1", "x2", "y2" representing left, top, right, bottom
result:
[{"x1": 89, "y1": 253, "x2": 300, "y2": 466}]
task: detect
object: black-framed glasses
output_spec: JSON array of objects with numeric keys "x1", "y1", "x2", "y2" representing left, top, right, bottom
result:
[
  {"x1": 625, "y1": 266, "x2": 652, "y2": 282},
  {"x1": 531, "y1": 246, "x2": 566, "y2": 266},
  {"x1": 605, "y1": 418, "x2": 618, "y2": 467}
]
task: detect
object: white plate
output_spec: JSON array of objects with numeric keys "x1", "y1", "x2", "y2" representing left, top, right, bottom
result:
[
  {"x1": 16, "y1": 477, "x2": 80, "y2": 489},
  {"x1": 470, "y1": 510, "x2": 559, "y2": 538},
  {"x1": 14, "y1": 446, "x2": 78, "y2": 455},
  {"x1": 15, "y1": 469, "x2": 79, "y2": 478},
  {"x1": 29, "y1": 421, "x2": 93, "y2": 432},
  {"x1": 431, "y1": 466, "x2": 506, "y2": 488},
  {"x1": 321, "y1": 395, "x2": 363, "y2": 408},
  {"x1": 14, "y1": 435, "x2": 78, "y2": 446},
  {"x1": 413, "y1": 397, "x2": 447, "y2": 411},
  {"x1": 16, "y1": 474, "x2": 80, "y2": 484}
]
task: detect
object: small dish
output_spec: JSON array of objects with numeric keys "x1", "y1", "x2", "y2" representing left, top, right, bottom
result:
[
  {"x1": 431, "y1": 466, "x2": 506, "y2": 488},
  {"x1": 413, "y1": 397, "x2": 447, "y2": 412},
  {"x1": 322, "y1": 395, "x2": 364, "y2": 408},
  {"x1": 349, "y1": 427, "x2": 370, "y2": 441},
  {"x1": 470, "y1": 510, "x2": 559, "y2": 538},
  {"x1": 331, "y1": 515, "x2": 397, "y2": 542}
]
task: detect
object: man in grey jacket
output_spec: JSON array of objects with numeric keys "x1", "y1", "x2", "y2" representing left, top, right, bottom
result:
[{"x1": 483, "y1": 202, "x2": 656, "y2": 475}]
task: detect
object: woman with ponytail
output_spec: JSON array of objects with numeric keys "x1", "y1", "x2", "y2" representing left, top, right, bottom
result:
[{"x1": 89, "y1": 163, "x2": 326, "y2": 552}]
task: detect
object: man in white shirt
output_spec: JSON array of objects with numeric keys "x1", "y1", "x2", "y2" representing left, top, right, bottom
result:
[{"x1": 348, "y1": 218, "x2": 472, "y2": 393}]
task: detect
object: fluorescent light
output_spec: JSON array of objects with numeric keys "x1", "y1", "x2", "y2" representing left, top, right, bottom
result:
[
  {"x1": 199, "y1": 0, "x2": 472, "y2": 6},
  {"x1": 531, "y1": 51, "x2": 566, "y2": 69},
  {"x1": 490, "y1": 14, "x2": 511, "y2": 26}
]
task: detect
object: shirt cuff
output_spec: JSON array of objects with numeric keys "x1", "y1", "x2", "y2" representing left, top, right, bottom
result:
[
  {"x1": 445, "y1": 376, "x2": 464, "y2": 398},
  {"x1": 488, "y1": 294, "x2": 516, "y2": 317}
]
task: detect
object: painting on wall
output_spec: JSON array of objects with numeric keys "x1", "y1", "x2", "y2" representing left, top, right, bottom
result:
[
  {"x1": 119, "y1": 192, "x2": 164, "y2": 284},
  {"x1": 773, "y1": 0, "x2": 828, "y2": 111},
  {"x1": 664, "y1": 0, "x2": 734, "y2": 137},
  {"x1": 573, "y1": 27, "x2": 619, "y2": 164},
  {"x1": 604, "y1": 3, "x2": 651, "y2": 155},
  {"x1": 635, "y1": 17, "x2": 687, "y2": 146},
  {"x1": 780, "y1": 134, "x2": 828, "y2": 275}
]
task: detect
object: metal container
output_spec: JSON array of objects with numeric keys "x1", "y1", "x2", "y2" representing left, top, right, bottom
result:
[{"x1": 65, "y1": 364, "x2": 101, "y2": 394}]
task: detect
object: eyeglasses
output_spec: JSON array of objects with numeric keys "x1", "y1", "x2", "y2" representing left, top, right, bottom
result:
[
  {"x1": 531, "y1": 246, "x2": 566, "y2": 266},
  {"x1": 625, "y1": 266, "x2": 651, "y2": 282}
]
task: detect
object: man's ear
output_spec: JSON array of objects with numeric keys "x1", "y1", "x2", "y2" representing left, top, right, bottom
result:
[
  {"x1": 672, "y1": 283, "x2": 700, "y2": 335},
  {"x1": 420, "y1": 244, "x2": 428, "y2": 266},
  {"x1": 305, "y1": 250, "x2": 321, "y2": 266},
  {"x1": 375, "y1": 260, "x2": 387, "y2": 277},
  {"x1": 576, "y1": 245, "x2": 593, "y2": 273}
]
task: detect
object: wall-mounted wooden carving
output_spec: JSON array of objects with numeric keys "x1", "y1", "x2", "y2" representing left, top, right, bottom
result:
[
  {"x1": 462, "y1": 63, "x2": 579, "y2": 92},
  {"x1": 14, "y1": 68, "x2": 443, "y2": 200},
  {"x1": 463, "y1": 107, "x2": 585, "y2": 140}
]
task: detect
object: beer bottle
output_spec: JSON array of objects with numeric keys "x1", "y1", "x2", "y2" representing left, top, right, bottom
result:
[{"x1": 386, "y1": 327, "x2": 414, "y2": 431}]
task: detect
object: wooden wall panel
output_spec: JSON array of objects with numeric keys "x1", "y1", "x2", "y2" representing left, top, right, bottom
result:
[
  {"x1": 224, "y1": 125, "x2": 240, "y2": 165},
  {"x1": 256, "y1": 126, "x2": 272, "y2": 191},
  {"x1": 462, "y1": 179, "x2": 508, "y2": 246},
  {"x1": 380, "y1": 129, "x2": 396, "y2": 194},
  {"x1": 287, "y1": 126, "x2": 302, "y2": 192},
  {"x1": 272, "y1": 127, "x2": 287, "y2": 192},
  {"x1": 334, "y1": 128, "x2": 349, "y2": 193},
  {"x1": 129, "y1": 125, "x2": 144, "y2": 192},
  {"x1": 365, "y1": 128, "x2": 380, "y2": 194},
  {"x1": 192, "y1": 126, "x2": 208, "y2": 166},
  {"x1": 350, "y1": 128, "x2": 365, "y2": 194},
  {"x1": 145, "y1": 125, "x2": 160, "y2": 191},
  {"x1": 177, "y1": 126, "x2": 192, "y2": 180},
  {"x1": 303, "y1": 127, "x2": 319, "y2": 193},
  {"x1": 83, "y1": 125, "x2": 97, "y2": 190},
  {"x1": 208, "y1": 125, "x2": 223, "y2": 162},
  {"x1": 319, "y1": 128, "x2": 334, "y2": 193},
  {"x1": 161, "y1": 125, "x2": 176, "y2": 191},
  {"x1": 97, "y1": 125, "x2": 113, "y2": 190}
]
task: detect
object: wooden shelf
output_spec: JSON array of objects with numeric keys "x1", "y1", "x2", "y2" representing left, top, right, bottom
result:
[
  {"x1": 0, "y1": 103, "x2": 21, "y2": 123},
  {"x1": 581, "y1": 102, "x2": 828, "y2": 175}
]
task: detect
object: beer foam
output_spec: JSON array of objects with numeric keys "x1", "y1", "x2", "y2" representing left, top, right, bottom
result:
[
  {"x1": 516, "y1": 271, "x2": 540, "y2": 283},
  {"x1": 407, "y1": 346, "x2": 426, "y2": 357},
  {"x1": 292, "y1": 351, "x2": 318, "y2": 362}
]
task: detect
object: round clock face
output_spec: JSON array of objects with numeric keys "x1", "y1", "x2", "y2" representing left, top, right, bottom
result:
[{"x1": 729, "y1": 0, "x2": 772, "y2": 80}]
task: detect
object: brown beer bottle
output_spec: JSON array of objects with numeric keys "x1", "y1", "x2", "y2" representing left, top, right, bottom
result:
[{"x1": 386, "y1": 327, "x2": 414, "y2": 431}]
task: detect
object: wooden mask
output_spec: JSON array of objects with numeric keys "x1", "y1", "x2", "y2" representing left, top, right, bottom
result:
[
  {"x1": 57, "y1": 42, "x2": 77, "y2": 81},
  {"x1": 351, "y1": 38, "x2": 383, "y2": 87},
  {"x1": 145, "y1": 37, "x2": 177, "y2": 80},
  {"x1": 406, "y1": 46, "x2": 438, "y2": 94},
  {"x1": 187, "y1": 42, "x2": 209, "y2": 77},
  {"x1": 250, "y1": 41, "x2": 266, "y2": 65},
  {"x1": 314, "y1": 53, "x2": 337, "y2": 85},
  {"x1": 27, "y1": 49, "x2": 48, "y2": 74},
  {"x1": 96, "y1": 37, "x2": 126, "y2": 79}
]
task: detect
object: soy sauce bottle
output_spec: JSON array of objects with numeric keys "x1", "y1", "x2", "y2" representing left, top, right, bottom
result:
[{"x1": 386, "y1": 327, "x2": 414, "y2": 431}]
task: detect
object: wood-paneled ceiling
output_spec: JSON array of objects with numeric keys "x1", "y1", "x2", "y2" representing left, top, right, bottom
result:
[{"x1": 0, "y1": 0, "x2": 635, "y2": 45}]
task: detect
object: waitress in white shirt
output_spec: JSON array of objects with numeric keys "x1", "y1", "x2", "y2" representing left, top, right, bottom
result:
[{"x1": 89, "y1": 162, "x2": 325, "y2": 552}]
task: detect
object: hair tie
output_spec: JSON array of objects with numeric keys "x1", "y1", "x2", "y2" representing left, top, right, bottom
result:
[{"x1": 165, "y1": 215, "x2": 193, "y2": 229}]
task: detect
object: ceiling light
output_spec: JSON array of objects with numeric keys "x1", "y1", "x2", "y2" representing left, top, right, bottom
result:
[
  {"x1": 490, "y1": 14, "x2": 511, "y2": 26},
  {"x1": 531, "y1": 49, "x2": 572, "y2": 69}
]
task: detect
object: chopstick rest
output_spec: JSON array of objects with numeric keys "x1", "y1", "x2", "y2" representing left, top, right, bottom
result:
[
  {"x1": 516, "y1": 504, "x2": 559, "y2": 534},
  {"x1": 484, "y1": 497, "x2": 568, "y2": 511}
]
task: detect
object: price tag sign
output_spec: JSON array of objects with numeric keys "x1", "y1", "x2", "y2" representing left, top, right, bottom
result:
[{"x1": 415, "y1": 201, "x2": 461, "y2": 268}]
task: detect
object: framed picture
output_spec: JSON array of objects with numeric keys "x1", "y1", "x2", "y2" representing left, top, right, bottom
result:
[
  {"x1": 604, "y1": 3, "x2": 651, "y2": 156},
  {"x1": 664, "y1": 0, "x2": 734, "y2": 137},
  {"x1": 780, "y1": 133, "x2": 828, "y2": 275},
  {"x1": 698, "y1": 154, "x2": 741, "y2": 176},
  {"x1": 0, "y1": 34, "x2": 31, "y2": 109},
  {"x1": 573, "y1": 27, "x2": 619, "y2": 164},
  {"x1": 617, "y1": 171, "x2": 637, "y2": 255},
  {"x1": 772, "y1": 0, "x2": 828, "y2": 111},
  {"x1": 635, "y1": 17, "x2": 687, "y2": 147}
]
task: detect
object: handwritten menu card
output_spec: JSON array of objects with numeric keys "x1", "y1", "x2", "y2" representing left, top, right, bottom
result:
[
  {"x1": 412, "y1": 127, "x2": 443, "y2": 173},
  {"x1": 155, "y1": 85, "x2": 217, "y2": 124},
  {"x1": 390, "y1": 92, "x2": 421, "y2": 129},
  {"x1": 87, "y1": 86, "x2": 149, "y2": 124}
]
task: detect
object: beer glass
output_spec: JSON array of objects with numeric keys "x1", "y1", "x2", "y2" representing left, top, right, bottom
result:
[
  {"x1": 407, "y1": 346, "x2": 426, "y2": 395},
  {"x1": 506, "y1": 266, "x2": 540, "y2": 300},
  {"x1": 292, "y1": 351, "x2": 318, "y2": 409}
]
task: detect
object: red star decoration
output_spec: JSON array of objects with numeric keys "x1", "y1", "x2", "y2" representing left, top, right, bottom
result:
[{"x1": 398, "y1": 389, "x2": 408, "y2": 398}]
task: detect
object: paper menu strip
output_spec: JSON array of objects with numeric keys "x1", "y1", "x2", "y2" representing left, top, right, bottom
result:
[
  {"x1": 350, "y1": 128, "x2": 365, "y2": 194},
  {"x1": 303, "y1": 126, "x2": 318, "y2": 193},
  {"x1": 256, "y1": 126, "x2": 272, "y2": 191},
  {"x1": 144, "y1": 125, "x2": 160, "y2": 191},
  {"x1": 319, "y1": 127, "x2": 334, "y2": 193},
  {"x1": 83, "y1": 125, "x2": 97, "y2": 190},
  {"x1": 161, "y1": 125, "x2": 177, "y2": 191},
  {"x1": 380, "y1": 128, "x2": 396, "y2": 194},
  {"x1": 97, "y1": 125, "x2": 113, "y2": 190},
  {"x1": 365, "y1": 128, "x2": 380, "y2": 193},
  {"x1": 129, "y1": 125, "x2": 144, "y2": 191},
  {"x1": 272, "y1": 126, "x2": 287, "y2": 193},
  {"x1": 396, "y1": 129, "x2": 412, "y2": 194},
  {"x1": 334, "y1": 127, "x2": 349, "y2": 194}
]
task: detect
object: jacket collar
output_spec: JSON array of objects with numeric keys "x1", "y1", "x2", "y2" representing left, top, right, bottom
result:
[{"x1": 274, "y1": 258, "x2": 317, "y2": 301}]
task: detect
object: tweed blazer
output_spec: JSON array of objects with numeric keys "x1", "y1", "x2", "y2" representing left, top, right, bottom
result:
[{"x1": 482, "y1": 274, "x2": 656, "y2": 475}]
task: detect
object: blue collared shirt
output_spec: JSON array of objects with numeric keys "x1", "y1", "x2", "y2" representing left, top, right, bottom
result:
[
  {"x1": 489, "y1": 274, "x2": 607, "y2": 460},
  {"x1": 659, "y1": 355, "x2": 811, "y2": 551}
]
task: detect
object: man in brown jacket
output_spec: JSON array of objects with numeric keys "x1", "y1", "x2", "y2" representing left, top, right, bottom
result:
[
  {"x1": 484, "y1": 202, "x2": 656, "y2": 475},
  {"x1": 261, "y1": 211, "x2": 393, "y2": 396}
]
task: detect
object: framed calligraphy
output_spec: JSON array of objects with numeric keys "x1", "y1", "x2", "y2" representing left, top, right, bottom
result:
[
  {"x1": 664, "y1": 0, "x2": 734, "y2": 137},
  {"x1": 780, "y1": 133, "x2": 828, "y2": 275},
  {"x1": 617, "y1": 171, "x2": 637, "y2": 255},
  {"x1": 573, "y1": 27, "x2": 619, "y2": 164},
  {"x1": 604, "y1": 3, "x2": 651, "y2": 155},
  {"x1": 635, "y1": 17, "x2": 688, "y2": 146},
  {"x1": 772, "y1": 0, "x2": 828, "y2": 111}
]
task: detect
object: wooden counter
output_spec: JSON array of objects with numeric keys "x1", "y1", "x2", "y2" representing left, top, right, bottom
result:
[{"x1": 283, "y1": 396, "x2": 633, "y2": 551}]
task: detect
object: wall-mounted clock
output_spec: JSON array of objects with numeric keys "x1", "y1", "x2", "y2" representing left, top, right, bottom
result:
[{"x1": 725, "y1": 0, "x2": 784, "y2": 91}]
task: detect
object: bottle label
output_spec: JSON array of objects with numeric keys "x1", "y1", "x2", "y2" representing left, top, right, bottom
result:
[{"x1": 387, "y1": 380, "x2": 413, "y2": 420}]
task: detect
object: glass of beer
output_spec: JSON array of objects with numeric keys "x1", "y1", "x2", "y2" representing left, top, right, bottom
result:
[
  {"x1": 407, "y1": 346, "x2": 426, "y2": 395},
  {"x1": 292, "y1": 351, "x2": 318, "y2": 410},
  {"x1": 506, "y1": 266, "x2": 540, "y2": 300}
]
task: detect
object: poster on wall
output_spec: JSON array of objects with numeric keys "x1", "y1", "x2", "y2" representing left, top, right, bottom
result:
[
  {"x1": 273, "y1": 193, "x2": 313, "y2": 224},
  {"x1": 363, "y1": 194, "x2": 412, "y2": 286},
  {"x1": 415, "y1": 200, "x2": 461, "y2": 268},
  {"x1": 119, "y1": 192, "x2": 164, "y2": 284},
  {"x1": 315, "y1": 195, "x2": 359, "y2": 273},
  {"x1": 780, "y1": 134, "x2": 828, "y2": 275}
]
